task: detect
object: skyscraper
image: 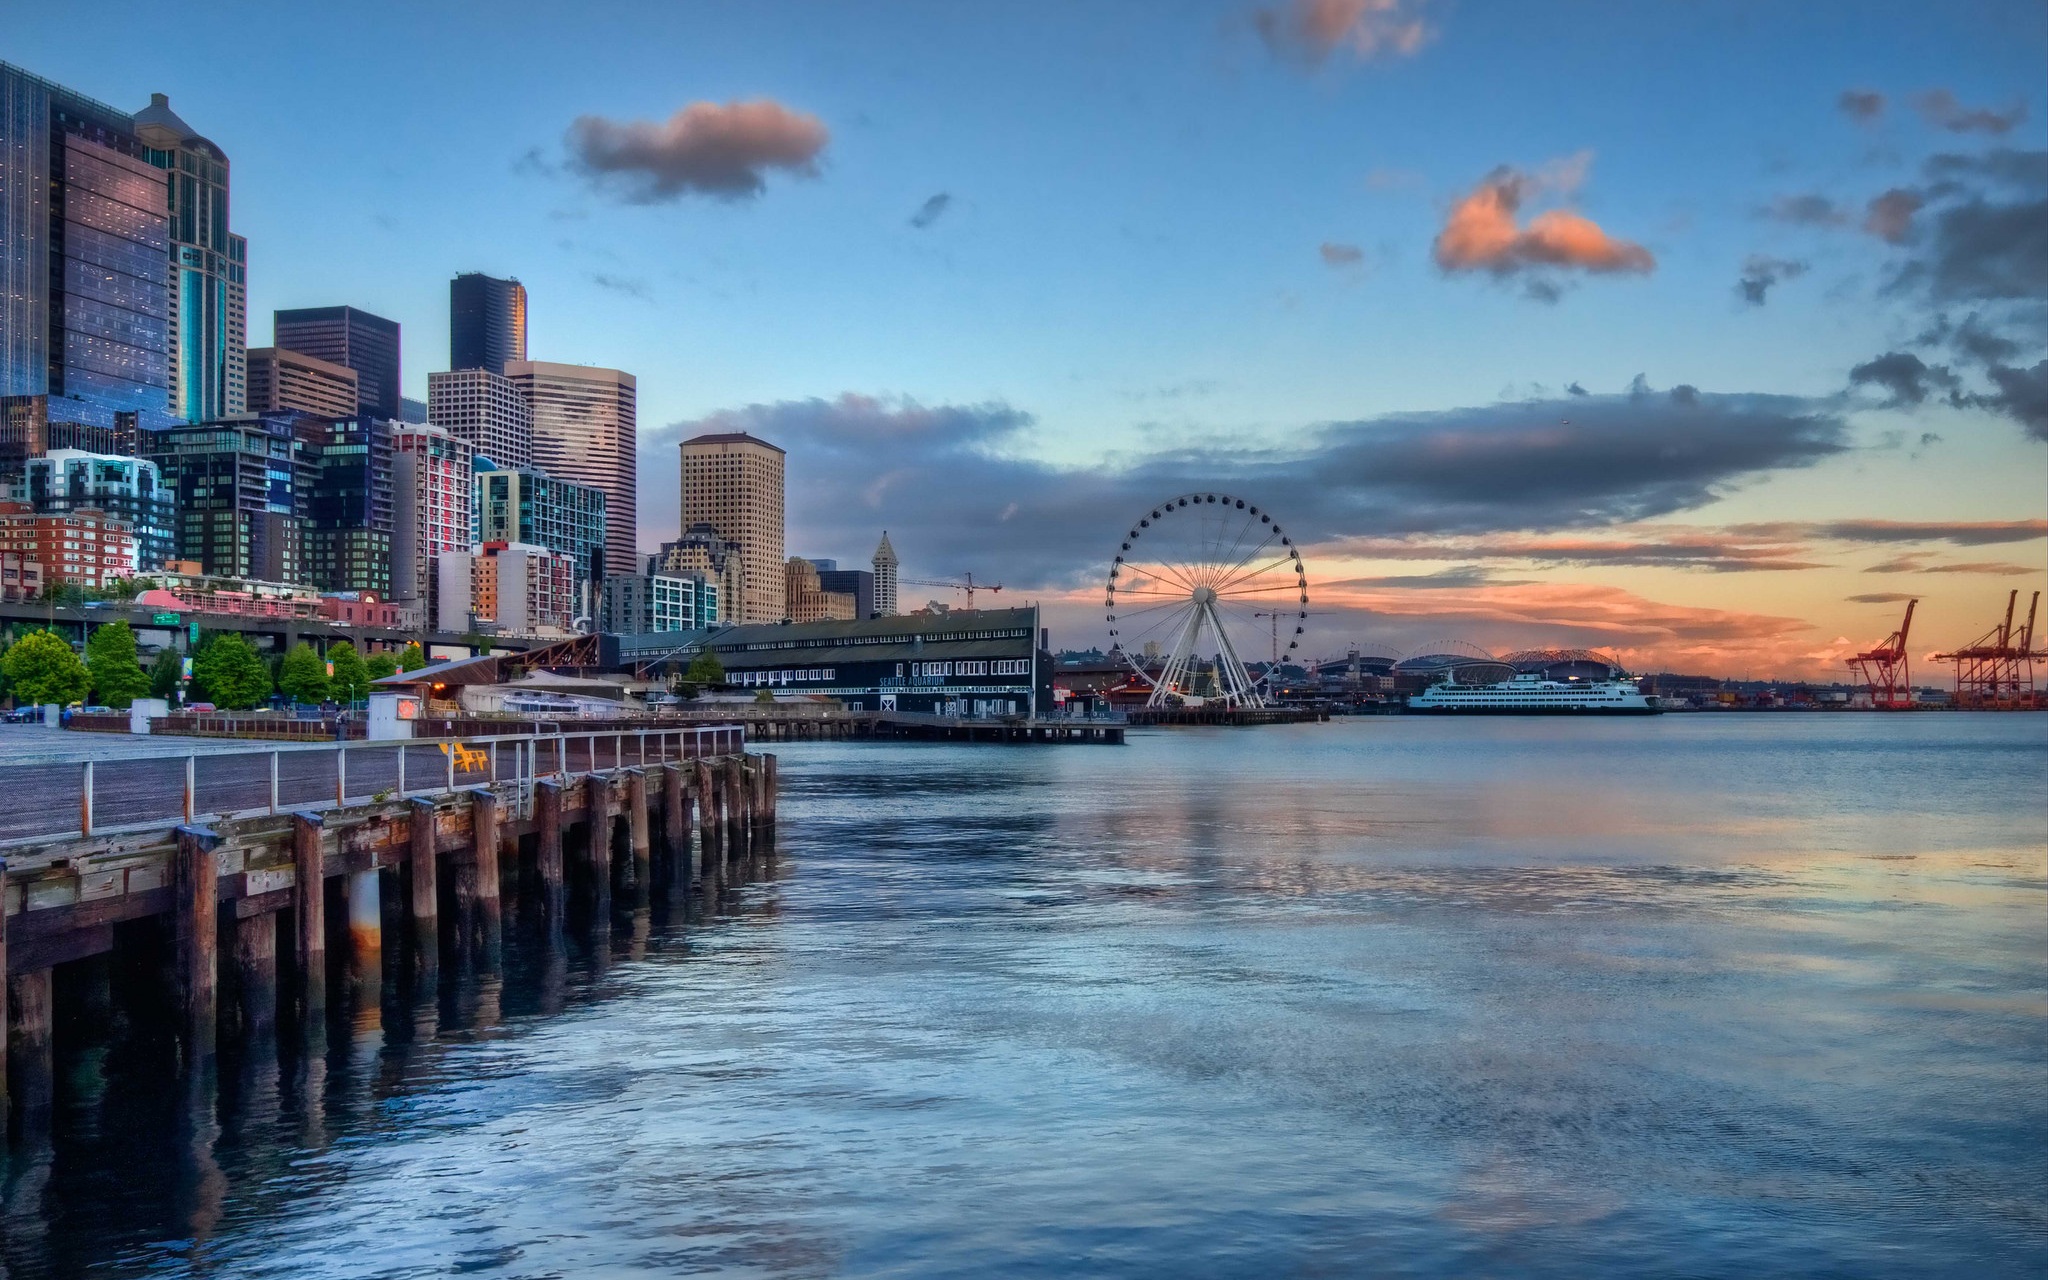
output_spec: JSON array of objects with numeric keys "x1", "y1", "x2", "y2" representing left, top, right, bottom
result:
[
  {"x1": 428, "y1": 367, "x2": 531, "y2": 468},
  {"x1": 506, "y1": 360, "x2": 636, "y2": 579},
  {"x1": 1, "y1": 62, "x2": 173, "y2": 420},
  {"x1": 140, "y1": 411, "x2": 310, "y2": 581},
  {"x1": 246, "y1": 346, "x2": 357, "y2": 419},
  {"x1": 133, "y1": 93, "x2": 245, "y2": 421},
  {"x1": 679, "y1": 431, "x2": 786, "y2": 623},
  {"x1": 474, "y1": 466, "x2": 607, "y2": 614},
  {"x1": 297, "y1": 415, "x2": 393, "y2": 594},
  {"x1": 391, "y1": 424, "x2": 473, "y2": 621},
  {"x1": 450, "y1": 273, "x2": 527, "y2": 375},
  {"x1": 273, "y1": 306, "x2": 400, "y2": 420},
  {"x1": 873, "y1": 531, "x2": 898, "y2": 615}
]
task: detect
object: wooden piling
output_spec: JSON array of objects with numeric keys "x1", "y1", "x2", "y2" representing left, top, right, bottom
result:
[
  {"x1": 174, "y1": 824, "x2": 223, "y2": 1064},
  {"x1": 6, "y1": 967, "x2": 52, "y2": 1116},
  {"x1": 536, "y1": 779, "x2": 566, "y2": 935},
  {"x1": 661, "y1": 764, "x2": 690, "y2": 893},
  {"x1": 584, "y1": 773, "x2": 614, "y2": 921},
  {"x1": 470, "y1": 788, "x2": 504, "y2": 962},
  {"x1": 627, "y1": 769, "x2": 651, "y2": 903},
  {"x1": 408, "y1": 799, "x2": 439, "y2": 984},
  {"x1": 291, "y1": 813, "x2": 326, "y2": 1020},
  {"x1": 694, "y1": 760, "x2": 719, "y2": 871},
  {"x1": 762, "y1": 753, "x2": 778, "y2": 828},
  {"x1": 346, "y1": 863, "x2": 381, "y2": 1004},
  {"x1": 231, "y1": 911, "x2": 278, "y2": 1040}
]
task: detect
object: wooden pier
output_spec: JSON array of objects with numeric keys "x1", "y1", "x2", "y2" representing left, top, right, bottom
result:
[{"x1": 0, "y1": 726, "x2": 775, "y2": 1130}]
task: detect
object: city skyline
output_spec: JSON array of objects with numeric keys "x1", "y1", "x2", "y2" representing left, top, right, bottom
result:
[{"x1": 5, "y1": 3, "x2": 2045, "y2": 676}]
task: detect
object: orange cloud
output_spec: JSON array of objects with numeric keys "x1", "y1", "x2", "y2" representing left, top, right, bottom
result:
[
  {"x1": 1255, "y1": 0, "x2": 1432, "y2": 67},
  {"x1": 568, "y1": 99, "x2": 829, "y2": 201},
  {"x1": 1433, "y1": 165, "x2": 1654, "y2": 283}
]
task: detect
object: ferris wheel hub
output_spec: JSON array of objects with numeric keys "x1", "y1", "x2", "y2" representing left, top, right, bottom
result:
[{"x1": 1193, "y1": 586, "x2": 1217, "y2": 605}]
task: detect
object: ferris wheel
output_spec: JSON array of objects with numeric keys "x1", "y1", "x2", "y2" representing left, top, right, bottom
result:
[{"x1": 1105, "y1": 493, "x2": 1310, "y2": 708}]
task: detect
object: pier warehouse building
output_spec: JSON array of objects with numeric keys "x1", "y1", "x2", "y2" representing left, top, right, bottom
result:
[{"x1": 703, "y1": 606, "x2": 1053, "y2": 718}]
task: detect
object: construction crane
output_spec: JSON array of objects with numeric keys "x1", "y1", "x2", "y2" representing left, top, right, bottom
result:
[
  {"x1": 901, "y1": 573, "x2": 1004, "y2": 609},
  {"x1": 1935, "y1": 590, "x2": 2045, "y2": 709},
  {"x1": 1252, "y1": 609, "x2": 1312, "y2": 667},
  {"x1": 1847, "y1": 598, "x2": 1917, "y2": 710}
]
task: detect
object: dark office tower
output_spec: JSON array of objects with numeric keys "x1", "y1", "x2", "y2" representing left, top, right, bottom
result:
[
  {"x1": 133, "y1": 93, "x2": 246, "y2": 421},
  {"x1": 140, "y1": 411, "x2": 313, "y2": 581},
  {"x1": 297, "y1": 415, "x2": 394, "y2": 594},
  {"x1": 273, "y1": 306, "x2": 400, "y2": 420},
  {"x1": 450, "y1": 273, "x2": 527, "y2": 376},
  {"x1": 0, "y1": 61, "x2": 173, "y2": 419}
]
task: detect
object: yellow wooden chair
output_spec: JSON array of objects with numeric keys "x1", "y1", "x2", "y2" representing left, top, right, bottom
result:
[{"x1": 440, "y1": 740, "x2": 488, "y2": 774}]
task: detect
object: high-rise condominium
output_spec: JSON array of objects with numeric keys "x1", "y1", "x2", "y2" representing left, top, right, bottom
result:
[
  {"x1": 428, "y1": 367, "x2": 532, "y2": 469},
  {"x1": 245, "y1": 346, "x2": 357, "y2": 419},
  {"x1": 0, "y1": 61, "x2": 173, "y2": 420},
  {"x1": 450, "y1": 273, "x2": 527, "y2": 376},
  {"x1": 273, "y1": 306, "x2": 400, "y2": 420},
  {"x1": 506, "y1": 360, "x2": 636, "y2": 579},
  {"x1": 391, "y1": 424, "x2": 473, "y2": 618},
  {"x1": 679, "y1": 431, "x2": 785, "y2": 623},
  {"x1": 133, "y1": 94, "x2": 245, "y2": 421},
  {"x1": 297, "y1": 415, "x2": 394, "y2": 594}
]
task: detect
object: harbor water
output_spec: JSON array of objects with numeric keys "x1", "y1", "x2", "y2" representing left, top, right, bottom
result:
[{"x1": 4, "y1": 713, "x2": 2044, "y2": 1276}]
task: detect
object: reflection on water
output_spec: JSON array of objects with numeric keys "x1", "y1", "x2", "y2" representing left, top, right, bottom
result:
[{"x1": 5, "y1": 715, "x2": 2045, "y2": 1277}]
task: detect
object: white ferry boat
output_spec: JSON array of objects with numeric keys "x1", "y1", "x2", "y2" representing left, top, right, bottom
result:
[{"x1": 1407, "y1": 672, "x2": 1661, "y2": 715}]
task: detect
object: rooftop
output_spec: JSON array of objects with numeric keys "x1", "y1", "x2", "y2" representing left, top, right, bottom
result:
[{"x1": 682, "y1": 432, "x2": 784, "y2": 452}]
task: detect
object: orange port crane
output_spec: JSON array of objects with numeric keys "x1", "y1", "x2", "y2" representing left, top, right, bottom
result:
[
  {"x1": 1847, "y1": 598, "x2": 1917, "y2": 709},
  {"x1": 901, "y1": 573, "x2": 1004, "y2": 609},
  {"x1": 1935, "y1": 590, "x2": 2045, "y2": 709}
]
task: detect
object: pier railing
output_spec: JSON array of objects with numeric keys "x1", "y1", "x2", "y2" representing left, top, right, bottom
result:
[{"x1": 0, "y1": 724, "x2": 745, "y2": 854}]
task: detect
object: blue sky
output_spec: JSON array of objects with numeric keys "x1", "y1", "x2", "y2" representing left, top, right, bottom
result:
[{"x1": 13, "y1": 0, "x2": 2046, "y2": 672}]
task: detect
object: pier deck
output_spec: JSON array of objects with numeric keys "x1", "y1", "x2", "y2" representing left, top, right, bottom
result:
[{"x1": 0, "y1": 725, "x2": 776, "y2": 1127}]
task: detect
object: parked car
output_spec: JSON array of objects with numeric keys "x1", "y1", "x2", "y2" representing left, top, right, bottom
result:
[
  {"x1": 185, "y1": 702, "x2": 216, "y2": 713},
  {"x1": 3, "y1": 707, "x2": 41, "y2": 723},
  {"x1": 81, "y1": 705, "x2": 114, "y2": 714}
]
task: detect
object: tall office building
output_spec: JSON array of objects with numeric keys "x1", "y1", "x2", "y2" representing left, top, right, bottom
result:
[
  {"x1": 679, "y1": 431, "x2": 784, "y2": 623},
  {"x1": 245, "y1": 346, "x2": 357, "y2": 419},
  {"x1": 786, "y1": 557, "x2": 857, "y2": 623},
  {"x1": 273, "y1": 306, "x2": 400, "y2": 420},
  {"x1": 132, "y1": 94, "x2": 245, "y2": 421},
  {"x1": 297, "y1": 415, "x2": 393, "y2": 594},
  {"x1": 140, "y1": 411, "x2": 311, "y2": 581},
  {"x1": 812, "y1": 561, "x2": 875, "y2": 620},
  {"x1": 651, "y1": 523, "x2": 743, "y2": 628},
  {"x1": 1, "y1": 62, "x2": 173, "y2": 420},
  {"x1": 428, "y1": 367, "x2": 531, "y2": 468},
  {"x1": 506, "y1": 360, "x2": 636, "y2": 579},
  {"x1": 391, "y1": 424, "x2": 473, "y2": 616},
  {"x1": 450, "y1": 273, "x2": 526, "y2": 375},
  {"x1": 474, "y1": 466, "x2": 606, "y2": 614},
  {"x1": 873, "y1": 531, "x2": 898, "y2": 615}
]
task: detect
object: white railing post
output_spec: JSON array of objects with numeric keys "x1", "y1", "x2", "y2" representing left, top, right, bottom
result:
[
  {"x1": 185, "y1": 753, "x2": 196, "y2": 824},
  {"x1": 270, "y1": 749, "x2": 280, "y2": 815},
  {"x1": 447, "y1": 739, "x2": 456, "y2": 791},
  {"x1": 490, "y1": 739, "x2": 499, "y2": 783},
  {"x1": 337, "y1": 746, "x2": 347, "y2": 806},
  {"x1": 397, "y1": 743, "x2": 406, "y2": 798},
  {"x1": 81, "y1": 760, "x2": 94, "y2": 837}
]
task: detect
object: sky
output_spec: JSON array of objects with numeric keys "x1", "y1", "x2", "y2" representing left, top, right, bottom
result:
[{"x1": 12, "y1": 0, "x2": 2047, "y2": 677}]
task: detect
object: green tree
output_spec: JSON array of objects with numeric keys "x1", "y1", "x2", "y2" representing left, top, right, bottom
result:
[
  {"x1": 194, "y1": 633, "x2": 271, "y2": 710},
  {"x1": 684, "y1": 650, "x2": 724, "y2": 685},
  {"x1": 4, "y1": 630, "x2": 90, "y2": 708},
  {"x1": 328, "y1": 641, "x2": 372, "y2": 703},
  {"x1": 84, "y1": 620, "x2": 151, "y2": 708},
  {"x1": 149, "y1": 648, "x2": 184, "y2": 700},
  {"x1": 365, "y1": 651, "x2": 400, "y2": 681},
  {"x1": 398, "y1": 641, "x2": 427, "y2": 672},
  {"x1": 754, "y1": 686, "x2": 776, "y2": 704},
  {"x1": 278, "y1": 642, "x2": 331, "y2": 705}
]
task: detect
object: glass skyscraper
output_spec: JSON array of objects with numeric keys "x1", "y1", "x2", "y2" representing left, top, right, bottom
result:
[
  {"x1": 506, "y1": 360, "x2": 637, "y2": 580},
  {"x1": 0, "y1": 61, "x2": 173, "y2": 420},
  {"x1": 450, "y1": 273, "x2": 527, "y2": 376},
  {"x1": 273, "y1": 305, "x2": 401, "y2": 421},
  {"x1": 134, "y1": 93, "x2": 245, "y2": 422}
]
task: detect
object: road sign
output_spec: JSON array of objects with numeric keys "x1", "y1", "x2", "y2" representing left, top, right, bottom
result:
[{"x1": 152, "y1": 612, "x2": 181, "y2": 625}]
